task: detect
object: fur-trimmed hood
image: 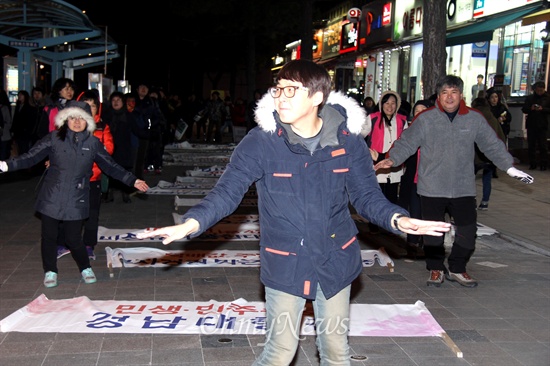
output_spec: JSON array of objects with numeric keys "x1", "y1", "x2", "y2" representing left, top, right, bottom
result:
[
  {"x1": 254, "y1": 91, "x2": 369, "y2": 136},
  {"x1": 54, "y1": 101, "x2": 96, "y2": 133},
  {"x1": 378, "y1": 90, "x2": 401, "y2": 114}
]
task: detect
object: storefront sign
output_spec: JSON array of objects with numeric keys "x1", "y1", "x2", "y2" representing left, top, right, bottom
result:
[
  {"x1": 472, "y1": 41, "x2": 488, "y2": 58},
  {"x1": 393, "y1": 0, "x2": 474, "y2": 41},
  {"x1": 473, "y1": 0, "x2": 542, "y2": 18},
  {"x1": 347, "y1": 7, "x2": 362, "y2": 22},
  {"x1": 340, "y1": 21, "x2": 359, "y2": 54},
  {"x1": 360, "y1": 0, "x2": 394, "y2": 50},
  {"x1": 321, "y1": 18, "x2": 341, "y2": 59}
]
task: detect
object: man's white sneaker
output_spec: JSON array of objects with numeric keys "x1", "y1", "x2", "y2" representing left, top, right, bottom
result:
[
  {"x1": 446, "y1": 272, "x2": 478, "y2": 287},
  {"x1": 426, "y1": 270, "x2": 444, "y2": 287}
]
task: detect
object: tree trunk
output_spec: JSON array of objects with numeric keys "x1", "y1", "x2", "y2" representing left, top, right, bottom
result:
[
  {"x1": 422, "y1": 0, "x2": 447, "y2": 99},
  {"x1": 301, "y1": 0, "x2": 313, "y2": 61}
]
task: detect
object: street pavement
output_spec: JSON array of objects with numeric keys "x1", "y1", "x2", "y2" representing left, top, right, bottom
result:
[{"x1": 0, "y1": 144, "x2": 548, "y2": 366}]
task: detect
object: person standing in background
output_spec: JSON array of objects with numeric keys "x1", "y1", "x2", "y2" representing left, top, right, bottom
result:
[
  {"x1": 246, "y1": 89, "x2": 263, "y2": 133},
  {"x1": 36, "y1": 78, "x2": 77, "y2": 141},
  {"x1": 220, "y1": 95, "x2": 234, "y2": 141},
  {"x1": 134, "y1": 83, "x2": 164, "y2": 175},
  {"x1": 471, "y1": 74, "x2": 486, "y2": 103},
  {"x1": 0, "y1": 90, "x2": 13, "y2": 160},
  {"x1": 204, "y1": 91, "x2": 226, "y2": 144},
  {"x1": 471, "y1": 97, "x2": 506, "y2": 211},
  {"x1": 521, "y1": 81, "x2": 550, "y2": 171},
  {"x1": 398, "y1": 99, "x2": 434, "y2": 258},
  {"x1": 486, "y1": 88, "x2": 512, "y2": 146},
  {"x1": 104, "y1": 91, "x2": 149, "y2": 203},
  {"x1": 11, "y1": 90, "x2": 37, "y2": 157},
  {"x1": 30, "y1": 86, "x2": 46, "y2": 147},
  {"x1": 148, "y1": 88, "x2": 168, "y2": 172},
  {"x1": 362, "y1": 96, "x2": 376, "y2": 115}
]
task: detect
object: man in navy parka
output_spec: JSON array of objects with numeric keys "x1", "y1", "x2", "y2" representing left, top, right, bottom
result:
[{"x1": 138, "y1": 60, "x2": 450, "y2": 365}]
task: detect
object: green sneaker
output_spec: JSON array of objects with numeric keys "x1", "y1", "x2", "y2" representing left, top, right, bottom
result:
[
  {"x1": 44, "y1": 271, "x2": 58, "y2": 288},
  {"x1": 81, "y1": 268, "x2": 97, "y2": 284}
]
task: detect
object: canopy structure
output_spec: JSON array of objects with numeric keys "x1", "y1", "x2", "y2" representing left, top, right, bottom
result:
[
  {"x1": 0, "y1": 0, "x2": 119, "y2": 91},
  {"x1": 446, "y1": 6, "x2": 544, "y2": 47}
]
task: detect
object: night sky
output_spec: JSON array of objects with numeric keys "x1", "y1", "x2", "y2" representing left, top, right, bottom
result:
[{"x1": 61, "y1": 1, "x2": 344, "y2": 94}]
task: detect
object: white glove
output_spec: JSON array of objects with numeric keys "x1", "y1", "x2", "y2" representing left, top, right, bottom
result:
[
  {"x1": 0, "y1": 161, "x2": 7, "y2": 173},
  {"x1": 507, "y1": 167, "x2": 534, "y2": 184}
]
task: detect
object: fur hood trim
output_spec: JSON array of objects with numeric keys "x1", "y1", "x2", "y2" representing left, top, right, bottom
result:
[
  {"x1": 378, "y1": 90, "x2": 401, "y2": 114},
  {"x1": 55, "y1": 106, "x2": 96, "y2": 133},
  {"x1": 254, "y1": 91, "x2": 368, "y2": 135}
]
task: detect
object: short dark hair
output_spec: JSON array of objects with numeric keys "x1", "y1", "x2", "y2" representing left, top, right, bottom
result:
[
  {"x1": 471, "y1": 97, "x2": 489, "y2": 109},
  {"x1": 51, "y1": 77, "x2": 76, "y2": 100},
  {"x1": 477, "y1": 74, "x2": 484, "y2": 79},
  {"x1": 533, "y1": 81, "x2": 545, "y2": 89},
  {"x1": 276, "y1": 59, "x2": 331, "y2": 108},
  {"x1": 109, "y1": 91, "x2": 124, "y2": 102},
  {"x1": 436, "y1": 75, "x2": 464, "y2": 94}
]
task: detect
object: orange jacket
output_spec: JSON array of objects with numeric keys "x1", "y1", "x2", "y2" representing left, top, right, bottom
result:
[{"x1": 91, "y1": 120, "x2": 114, "y2": 181}]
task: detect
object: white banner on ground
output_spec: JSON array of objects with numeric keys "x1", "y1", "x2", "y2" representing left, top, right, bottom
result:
[
  {"x1": 0, "y1": 295, "x2": 443, "y2": 338},
  {"x1": 157, "y1": 180, "x2": 217, "y2": 189},
  {"x1": 175, "y1": 176, "x2": 220, "y2": 183},
  {"x1": 104, "y1": 247, "x2": 394, "y2": 269},
  {"x1": 174, "y1": 196, "x2": 258, "y2": 207},
  {"x1": 148, "y1": 188, "x2": 212, "y2": 196},
  {"x1": 163, "y1": 152, "x2": 230, "y2": 165},
  {"x1": 164, "y1": 141, "x2": 236, "y2": 151},
  {"x1": 186, "y1": 165, "x2": 226, "y2": 177}
]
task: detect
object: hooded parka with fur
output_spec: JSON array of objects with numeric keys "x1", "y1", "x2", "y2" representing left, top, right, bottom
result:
[
  {"x1": 6, "y1": 105, "x2": 137, "y2": 220},
  {"x1": 181, "y1": 92, "x2": 409, "y2": 300}
]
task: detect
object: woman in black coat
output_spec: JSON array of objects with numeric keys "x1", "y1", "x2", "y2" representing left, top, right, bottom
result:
[
  {"x1": 0, "y1": 102, "x2": 149, "y2": 288},
  {"x1": 486, "y1": 88, "x2": 512, "y2": 144}
]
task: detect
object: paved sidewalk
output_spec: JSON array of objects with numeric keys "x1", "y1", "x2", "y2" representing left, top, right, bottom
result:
[{"x1": 0, "y1": 151, "x2": 548, "y2": 366}]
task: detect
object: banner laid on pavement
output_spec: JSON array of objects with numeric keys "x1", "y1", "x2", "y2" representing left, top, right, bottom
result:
[
  {"x1": 98, "y1": 213, "x2": 369, "y2": 243},
  {"x1": 104, "y1": 248, "x2": 394, "y2": 270},
  {"x1": 0, "y1": 295, "x2": 444, "y2": 338}
]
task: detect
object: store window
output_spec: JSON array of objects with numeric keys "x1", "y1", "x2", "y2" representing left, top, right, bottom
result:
[{"x1": 502, "y1": 21, "x2": 546, "y2": 97}]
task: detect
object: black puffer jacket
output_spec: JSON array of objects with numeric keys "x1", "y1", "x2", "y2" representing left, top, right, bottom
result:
[{"x1": 6, "y1": 106, "x2": 137, "y2": 220}]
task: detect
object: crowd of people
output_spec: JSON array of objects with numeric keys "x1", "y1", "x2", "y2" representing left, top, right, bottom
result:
[{"x1": 0, "y1": 64, "x2": 544, "y2": 364}]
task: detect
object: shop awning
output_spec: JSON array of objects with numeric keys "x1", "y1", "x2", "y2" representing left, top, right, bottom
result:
[
  {"x1": 446, "y1": 6, "x2": 542, "y2": 47},
  {"x1": 522, "y1": 8, "x2": 550, "y2": 26}
]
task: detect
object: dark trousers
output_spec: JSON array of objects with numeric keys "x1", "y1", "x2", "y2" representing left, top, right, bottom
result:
[
  {"x1": 369, "y1": 181, "x2": 399, "y2": 232},
  {"x1": 42, "y1": 214, "x2": 89, "y2": 273},
  {"x1": 82, "y1": 181, "x2": 101, "y2": 248},
  {"x1": 206, "y1": 118, "x2": 222, "y2": 143},
  {"x1": 135, "y1": 138, "x2": 149, "y2": 179},
  {"x1": 420, "y1": 196, "x2": 477, "y2": 273},
  {"x1": 527, "y1": 128, "x2": 548, "y2": 166},
  {"x1": 399, "y1": 183, "x2": 422, "y2": 245},
  {"x1": 146, "y1": 129, "x2": 163, "y2": 169}
]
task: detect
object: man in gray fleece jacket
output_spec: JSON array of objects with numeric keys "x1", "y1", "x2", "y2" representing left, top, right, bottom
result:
[{"x1": 375, "y1": 75, "x2": 533, "y2": 288}]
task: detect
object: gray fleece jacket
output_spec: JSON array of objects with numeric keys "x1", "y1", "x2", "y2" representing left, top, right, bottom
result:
[{"x1": 388, "y1": 99, "x2": 514, "y2": 198}]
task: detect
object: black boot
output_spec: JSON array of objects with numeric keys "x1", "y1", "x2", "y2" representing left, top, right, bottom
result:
[
  {"x1": 122, "y1": 191, "x2": 131, "y2": 203},
  {"x1": 541, "y1": 163, "x2": 547, "y2": 171},
  {"x1": 529, "y1": 164, "x2": 537, "y2": 170}
]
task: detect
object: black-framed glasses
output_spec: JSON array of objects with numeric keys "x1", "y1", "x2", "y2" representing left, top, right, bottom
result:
[{"x1": 269, "y1": 86, "x2": 309, "y2": 98}]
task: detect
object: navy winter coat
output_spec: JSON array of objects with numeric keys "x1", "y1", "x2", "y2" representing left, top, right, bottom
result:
[{"x1": 182, "y1": 92, "x2": 408, "y2": 300}]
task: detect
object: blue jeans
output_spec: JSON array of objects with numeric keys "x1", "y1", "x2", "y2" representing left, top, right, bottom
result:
[
  {"x1": 253, "y1": 284, "x2": 351, "y2": 366},
  {"x1": 475, "y1": 162, "x2": 493, "y2": 202}
]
